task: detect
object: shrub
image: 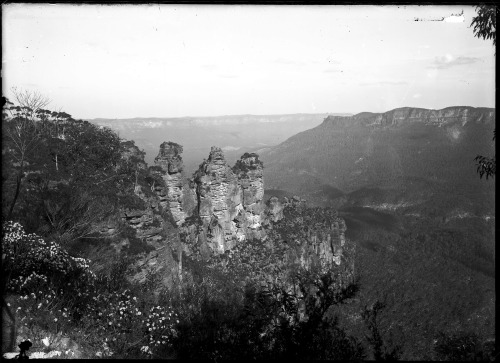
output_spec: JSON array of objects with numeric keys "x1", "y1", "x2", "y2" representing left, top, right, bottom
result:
[
  {"x1": 433, "y1": 331, "x2": 494, "y2": 361},
  {"x1": 2, "y1": 220, "x2": 180, "y2": 359},
  {"x1": 2, "y1": 221, "x2": 95, "y2": 291}
]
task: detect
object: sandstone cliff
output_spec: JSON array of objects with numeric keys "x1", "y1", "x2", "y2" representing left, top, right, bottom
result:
[
  {"x1": 153, "y1": 145, "x2": 265, "y2": 256},
  {"x1": 105, "y1": 141, "x2": 352, "y2": 290},
  {"x1": 269, "y1": 197, "x2": 349, "y2": 273},
  {"x1": 323, "y1": 106, "x2": 495, "y2": 128},
  {"x1": 99, "y1": 141, "x2": 180, "y2": 288},
  {"x1": 153, "y1": 142, "x2": 197, "y2": 225}
]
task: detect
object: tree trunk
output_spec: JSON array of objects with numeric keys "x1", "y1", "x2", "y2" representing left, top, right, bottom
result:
[
  {"x1": 178, "y1": 242, "x2": 183, "y2": 284},
  {"x1": 6, "y1": 170, "x2": 23, "y2": 221}
]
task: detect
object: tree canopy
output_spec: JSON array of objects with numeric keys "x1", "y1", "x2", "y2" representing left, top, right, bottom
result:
[{"x1": 471, "y1": 4, "x2": 496, "y2": 47}]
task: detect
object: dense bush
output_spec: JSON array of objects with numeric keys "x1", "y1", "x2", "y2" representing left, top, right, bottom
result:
[
  {"x1": 433, "y1": 331, "x2": 496, "y2": 361},
  {"x1": 2, "y1": 221, "x2": 179, "y2": 359},
  {"x1": 2, "y1": 221, "x2": 95, "y2": 290}
]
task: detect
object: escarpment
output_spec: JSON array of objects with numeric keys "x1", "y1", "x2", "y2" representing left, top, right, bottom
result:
[
  {"x1": 322, "y1": 106, "x2": 495, "y2": 128},
  {"x1": 100, "y1": 141, "x2": 180, "y2": 287},
  {"x1": 268, "y1": 197, "x2": 350, "y2": 273}
]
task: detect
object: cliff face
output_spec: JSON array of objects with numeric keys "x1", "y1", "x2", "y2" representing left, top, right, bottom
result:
[
  {"x1": 261, "y1": 106, "x2": 495, "y2": 204},
  {"x1": 323, "y1": 106, "x2": 495, "y2": 128},
  {"x1": 151, "y1": 143, "x2": 349, "y2": 266},
  {"x1": 107, "y1": 142, "x2": 179, "y2": 288},
  {"x1": 107, "y1": 140, "x2": 352, "y2": 291},
  {"x1": 153, "y1": 142, "x2": 197, "y2": 225},
  {"x1": 268, "y1": 197, "x2": 349, "y2": 273},
  {"x1": 234, "y1": 153, "x2": 265, "y2": 228},
  {"x1": 177, "y1": 147, "x2": 265, "y2": 255}
]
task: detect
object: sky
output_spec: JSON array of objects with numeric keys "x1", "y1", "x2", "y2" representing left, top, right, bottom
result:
[{"x1": 2, "y1": 4, "x2": 495, "y2": 119}]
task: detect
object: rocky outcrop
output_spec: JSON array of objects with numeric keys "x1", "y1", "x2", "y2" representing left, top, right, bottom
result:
[
  {"x1": 154, "y1": 145, "x2": 266, "y2": 256},
  {"x1": 265, "y1": 196, "x2": 284, "y2": 223},
  {"x1": 268, "y1": 197, "x2": 350, "y2": 273},
  {"x1": 233, "y1": 153, "x2": 265, "y2": 238},
  {"x1": 150, "y1": 142, "x2": 350, "y2": 268},
  {"x1": 114, "y1": 140, "x2": 351, "y2": 279},
  {"x1": 154, "y1": 142, "x2": 196, "y2": 225},
  {"x1": 191, "y1": 147, "x2": 242, "y2": 253},
  {"x1": 98, "y1": 139, "x2": 354, "y2": 294}
]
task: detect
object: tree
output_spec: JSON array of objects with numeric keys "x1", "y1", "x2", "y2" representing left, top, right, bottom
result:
[
  {"x1": 475, "y1": 130, "x2": 495, "y2": 179},
  {"x1": 2, "y1": 88, "x2": 51, "y2": 221},
  {"x1": 471, "y1": 4, "x2": 496, "y2": 47},
  {"x1": 362, "y1": 300, "x2": 401, "y2": 361},
  {"x1": 2, "y1": 89, "x2": 124, "y2": 244},
  {"x1": 471, "y1": 6, "x2": 496, "y2": 179}
]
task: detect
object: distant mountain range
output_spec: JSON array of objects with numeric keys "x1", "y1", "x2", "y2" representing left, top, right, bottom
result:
[
  {"x1": 256, "y1": 106, "x2": 495, "y2": 354},
  {"x1": 89, "y1": 113, "x2": 351, "y2": 173},
  {"x1": 258, "y1": 106, "x2": 495, "y2": 215}
]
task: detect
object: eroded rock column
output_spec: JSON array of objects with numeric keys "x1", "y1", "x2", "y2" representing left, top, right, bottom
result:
[{"x1": 154, "y1": 142, "x2": 189, "y2": 225}]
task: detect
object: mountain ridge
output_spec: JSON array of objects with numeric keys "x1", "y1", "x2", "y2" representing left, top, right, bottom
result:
[
  {"x1": 321, "y1": 106, "x2": 494, "y2": 128},
  {"x1": 258, "y1": 105, "x2": 495, "y2": 225}
]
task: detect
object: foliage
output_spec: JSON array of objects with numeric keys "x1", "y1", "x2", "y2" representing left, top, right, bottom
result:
[
  {"x1": 2, "y1": 95, "x2": 122, "y2": 243},
  {"x1": 2, "y1": 221, "x2": 95, "y2": 290},
  {"x1": 2, "y1": 221, "x2": 179, "y2": 359},
  {"x1": 3, "y1": 205, "x2": 362, "y2": 360},
  {"x1": 475, "y1": 155, "x2": 496, "y2": 179},
  {"x1": 345, "y1": 222, "x2": 495, "y2": 360},
  {"x1": 168, "y1": 251, "x2": 365, "y2": 360},
  {"x1": 117, "y1": 222, "x2": 156, "y2": 256},
  {"x1": 433, "y1": 331, "x2": 496, "y2": 361},
  {"x1": 471, "y1": 4, "x2": 496, "y2": 46},
  {"x1": 361, "y1": 300, "x2": 401, "y2": 361},
  {"x1": 475, "y1": 130, "x2": 496, "y2": 179},
  {"x1": 2, "y1": 94, "x2": 168, "y2": 254},
  {"x1": 232, "y1": 152, "x2": 263, "y2": 177}
]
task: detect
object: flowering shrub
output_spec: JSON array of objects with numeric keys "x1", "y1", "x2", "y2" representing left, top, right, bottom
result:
[
  {"x1": 143, "y1": 305, "x2": 179, "y2": 349},
  {"x1": 8, "y1": 281, "x2": 71, "y2": 330},
  {"x1": 2, "y1": 221, "x2": 95, "y2": 291},
  {"x1": 2, "y1": 220, "x2": 180, "y2": 358}
]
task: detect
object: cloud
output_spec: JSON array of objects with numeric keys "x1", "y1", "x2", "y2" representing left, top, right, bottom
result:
[
  {"x1": 218, "y1": 74, "x2": 238, "y2": 79},
  {"x1": 359, "y1": 81, "x2": 408, "y2": 86},
  {"x1": 413, "y1": 10, "x2": 464, "y2": 23},
  {"x1": 444, "y1": 10, "x2": 464, "y2": 23},
  {"x1": 443, "y1": 13, "x2": 464, "y2": 23},
  {"x1": 323, "y1": 68, "x2": 343, "y2": 73},
  {"x1": 201, "y1": 64, "x2": 218, "y2": 71},
  {"x1": 274, "y1": 57, "x2": 306, "y2": 66},
  {"x1": 429, "y1": 55, "x2": 481, "y2": 69}
]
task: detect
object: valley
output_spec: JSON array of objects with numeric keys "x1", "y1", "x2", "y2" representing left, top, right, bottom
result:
[
  {"x1": 3, "y1": 103, "x2": 495, "y2": 360},
  {"x1": 257, "y1": 106, "x2": 496, "y2": 359},
  {"x1": 91, "y1": 113, "x2": 350, "y2": 173},
  {"x1": 90, "y1": 106, "x2": 495, "y2": 360}
]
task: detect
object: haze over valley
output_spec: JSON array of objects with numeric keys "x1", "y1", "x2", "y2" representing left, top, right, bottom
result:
[{"x1": 91, "y1": 113, "x2": 350, "y2": 171}]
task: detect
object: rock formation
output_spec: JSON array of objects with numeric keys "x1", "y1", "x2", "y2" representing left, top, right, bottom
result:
[
  {"x1": 111, "y1": 140, "x2": 352, "y2": 288},
  {"x1": 269, "y1": 197, "x2": 349, "y2": 273},
  {"x1": 233, "y1": 152, "x2": 265, "y2": 238},
  {"x1": 191, "y1": 146, "x2": 241, "y2": 252},
  {"x1": 154, "y1": 145, "x2": 266, "y2": 256},
  {"x1": 153, "y1": 142, "x2": 196, "y2": 225}
]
